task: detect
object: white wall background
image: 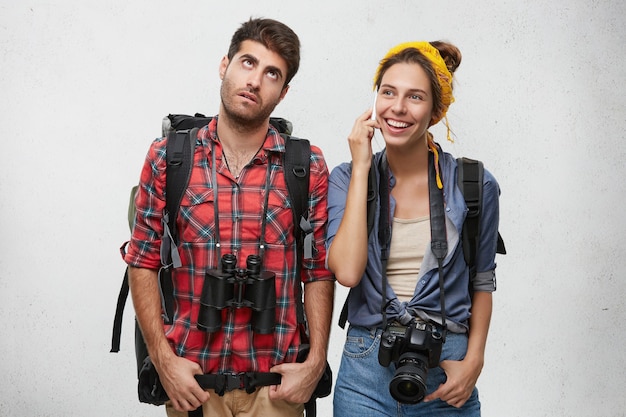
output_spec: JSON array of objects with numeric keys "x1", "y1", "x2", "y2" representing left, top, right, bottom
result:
[{"x1": 1, "y1": 1, "x2": 625, "y2": 416}]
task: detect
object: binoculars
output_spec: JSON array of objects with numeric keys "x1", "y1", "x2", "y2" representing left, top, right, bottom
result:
[{"x1": 197, "y1": 254, "x2": 276, "y2": 334}]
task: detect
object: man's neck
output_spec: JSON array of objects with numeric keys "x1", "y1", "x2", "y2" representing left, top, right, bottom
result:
[
  {"x1": 216, "y1": 112, "x2": 269, "y2": 154},
  {"x1": 216, "y1": 112, "x2": 269, "y2": 178}
]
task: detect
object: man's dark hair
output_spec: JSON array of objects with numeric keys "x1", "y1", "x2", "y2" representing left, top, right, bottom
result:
[{"x1": 228, "y1": 18, "x2": 300, "y2": 86}]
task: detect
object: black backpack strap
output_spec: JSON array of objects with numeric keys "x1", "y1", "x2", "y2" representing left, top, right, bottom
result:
[
  {"x1": 338, "y1": 291, "x2": 350, "y2": 329},
  {"x1": 366, "y1": 156, "x2": 378, "y2": 238},
  {"x1": 283, "y1": 135, "x2": 331, "y2": 417},
  {"x1": 457, "y1": 157, "x2": 483, "y2": 279},
  {"x1": 284, "y1": 135, "x2": 313, "y2": 260},
  {"x1": 496, "y1": 232, "x2": 506, "y2": 255},
  {"x1": 159, "y1": 127, "x2": 198, "y2": 323},
  {"x1": 110, "y1": 265, "x2": 130, "y2": 352},
  {"x1": 458, "y1": 157, "x2": 506, "y2": 291},
  {"x1": 165, "y1": 128, "x2": 198, "y2": 249},
  {"x1": 282, "y1": 135, "x2": 311, "y2": 326},
  {"x1": 111, "y1": 186, "x2": 140, "y2": 352}
]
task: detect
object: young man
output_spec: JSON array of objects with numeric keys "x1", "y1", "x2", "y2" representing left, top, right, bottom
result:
[{"x1": 125, "y1": 18, "x2": 334, "y2": 417}]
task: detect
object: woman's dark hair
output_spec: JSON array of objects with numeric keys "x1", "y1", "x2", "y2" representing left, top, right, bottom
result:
[{"x1": 228, "y1": 18, "x2": 300, "y2": 87}]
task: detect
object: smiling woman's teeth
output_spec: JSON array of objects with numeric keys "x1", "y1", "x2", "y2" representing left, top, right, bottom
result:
[{"x1": 387, "y1": 119, "x2": 409, "y2": 128}]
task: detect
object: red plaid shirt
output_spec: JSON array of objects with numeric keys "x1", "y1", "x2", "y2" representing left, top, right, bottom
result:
[{"x1": 124, "y1": 118, "x2": 332, "y2": 374}]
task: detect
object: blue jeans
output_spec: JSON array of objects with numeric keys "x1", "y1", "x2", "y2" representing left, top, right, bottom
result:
[{"x1": 333, "y1": 326, "x2": 481, "y2": 417}]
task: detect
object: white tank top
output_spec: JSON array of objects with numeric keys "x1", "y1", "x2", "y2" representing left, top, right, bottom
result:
[{"x1": 386, "y1": 216, "x2": 430, "y2": 302}]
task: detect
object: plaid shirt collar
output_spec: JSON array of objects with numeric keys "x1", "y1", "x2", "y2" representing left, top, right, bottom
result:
[{"x1": 199, "y1": 116, "x2": 287, "y2": 161}]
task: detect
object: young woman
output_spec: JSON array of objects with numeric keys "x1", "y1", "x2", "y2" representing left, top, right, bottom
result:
[{"x1": 326, "y1": 41, "x2": 501, "y2": 416}]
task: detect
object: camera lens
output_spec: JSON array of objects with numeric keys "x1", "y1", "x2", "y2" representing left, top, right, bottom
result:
[
  {"x1": 389, "y1": 352, "x2": 429, "y2": 404},
  {"x1": 391, "y1": 374, "x2": 426, "y2": 403}
]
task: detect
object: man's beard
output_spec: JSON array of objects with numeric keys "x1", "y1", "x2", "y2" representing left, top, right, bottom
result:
[{"x1": 220, "y1": 79, "x2": 279, "y2": 131}]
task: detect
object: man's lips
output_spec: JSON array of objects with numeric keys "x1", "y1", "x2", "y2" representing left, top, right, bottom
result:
[{"x1": 239, "y1": 91, "x2": 258, "y2": 104}]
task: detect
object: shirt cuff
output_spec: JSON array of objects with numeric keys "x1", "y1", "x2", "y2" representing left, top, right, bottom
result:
[{"x1": 472, "y1": 270, "x2": 496, "y2": 292}]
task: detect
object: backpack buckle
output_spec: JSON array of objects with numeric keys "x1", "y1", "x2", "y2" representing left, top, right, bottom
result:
[
  {"x1": 225, "y1": 373, "x2": 248, "y2": 391},
  {"x1": 466, "y1": 205, "x2": 480, "y2": 218},
  {"x1": 213, "y1": 373, "x2": 249, "y2": 396}
]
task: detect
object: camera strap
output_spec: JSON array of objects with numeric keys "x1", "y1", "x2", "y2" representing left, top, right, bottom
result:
[
  {"x1": 377, "y1": 147, "x2": 448, "y2": 336},
  {"x1": 377, "y1": 152, "x2": 392, "y2": 329},
  {"x1": 427, "y1": 148, "x2": 449, "y2": 338}
]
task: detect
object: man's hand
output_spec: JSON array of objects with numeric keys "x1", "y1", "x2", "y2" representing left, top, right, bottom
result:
[
  {"x1": 268, "y1": 358, "x2": 324, "y2": 404},
  {"x1": 156, "y1": 354, "x2": 210, "y2": 412}
]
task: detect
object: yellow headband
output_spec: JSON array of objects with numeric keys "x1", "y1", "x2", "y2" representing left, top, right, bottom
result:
[{"x1": 374, "y1": 41, "x2": 455, "y2": 127}]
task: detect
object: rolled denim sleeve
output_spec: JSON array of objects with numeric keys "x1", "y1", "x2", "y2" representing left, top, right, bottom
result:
[{"x1": 325, "y1": 162, "x2": 352, "y2": 268}]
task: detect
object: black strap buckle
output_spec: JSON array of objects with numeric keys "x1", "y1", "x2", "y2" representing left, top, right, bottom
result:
[
  {"x1": 231, "y1": 373, "x2": 248, "y2": 390},
  {"x1": 217, "y1": 373, "x2": 249, "y2": 395}
]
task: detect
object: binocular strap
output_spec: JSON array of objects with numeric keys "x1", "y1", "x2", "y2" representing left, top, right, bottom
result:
[{"x1": 210, "y1": 140, "x2": 274, "y2": 264}]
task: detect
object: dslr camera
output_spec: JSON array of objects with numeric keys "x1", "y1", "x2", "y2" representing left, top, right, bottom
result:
[{"x1": 378, "y1": 320, "x2": 444, "y2": 404}]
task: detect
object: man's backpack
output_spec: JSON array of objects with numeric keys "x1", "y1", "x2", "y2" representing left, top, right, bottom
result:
[
  {"x1": 111, "y1": 114, "x2": 331, "y2": 414},
  {"x1": 338, "y1": 155, "x2": 506, "y2": 328}
]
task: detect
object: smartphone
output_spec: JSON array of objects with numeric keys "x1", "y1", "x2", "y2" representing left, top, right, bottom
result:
[
  {"x1": 370, "y1": 90, "x2": 383, "y2": 150},
  {"x1": 371, "y1": 90, "x2": 378, "y2": 121}
]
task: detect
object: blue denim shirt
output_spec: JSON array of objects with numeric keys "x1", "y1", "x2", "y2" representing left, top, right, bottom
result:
[{"x1": 326, "y1": 149, "x2": 500, "y2": 332}]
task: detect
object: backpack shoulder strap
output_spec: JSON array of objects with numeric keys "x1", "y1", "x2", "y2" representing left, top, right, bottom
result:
[
  {"x1": 283, "y1": 135, "x2": 312, "y2": 259},
  {"x1": 366, "y1": 157, "x2": 378, "y2": 237},
  {"x1": 282, "y1": 134, "x2": 311, "y2": 326},
  {"x1": 457, "y1": 157, "x2": 483, "y2": 278},
  {"x1": 165, "y1": 128, "x2": 198, "y2": 247},
  {"x1": 158, "y1": 127, "x2": 198, "y2": 323}
]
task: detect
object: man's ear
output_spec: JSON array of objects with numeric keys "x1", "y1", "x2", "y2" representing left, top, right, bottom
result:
[
  {"x1": 219, "y1": 56, "x2": 229, "y2": 80},
  {"x1": 278, "y1": 85, "x2": 290, "y2": 101}
]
